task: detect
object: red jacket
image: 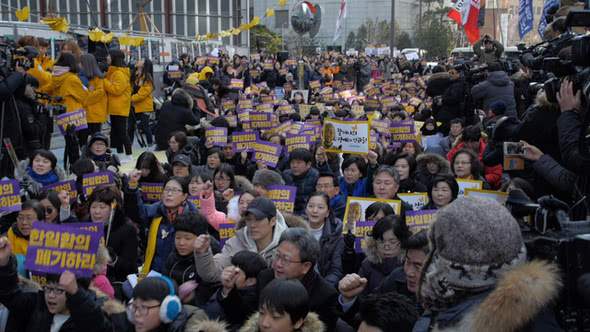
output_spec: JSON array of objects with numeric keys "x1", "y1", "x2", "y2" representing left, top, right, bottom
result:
[{"x1": 447, "y1": 139, "x2": 503, "y2": 189}]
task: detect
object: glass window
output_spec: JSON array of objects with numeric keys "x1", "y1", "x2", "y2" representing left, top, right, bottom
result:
[
  {"x1": 68, "y1": 0, "x2": 78, "y2": 24},
  {"x1": 198, "y1": 0, "x2": 207, "y2": 14},
  {"x1": 221, "y1": 0, "x2": 230, "y2": 17},
  {"x1": 121, "y1": 0, "x2": 130, "y2": 30},
  {"x1": 210, "y1": 0, "x2": 218, "y2": 14},
  {"x1": 275, "y1": 10, "x2": 288, "y2": 29},
  {"x1": 110, "y1": 1, "x2": 120, "y2": 29},
  {"x1": 140, "y1": 42, "x2": 149, "y2": 60},
  {"x1": 175, "y1": 0, "x2": 184, "y2": 36},
  {"x1": 188, "y1": 15, "x2": 196, "y2": 37},
  {"x1": 198, "y1": 16, "x2": 207, "y2": 35},
  {"x1": 210, "y1": 17, "x2": 219, "y2": 33}
]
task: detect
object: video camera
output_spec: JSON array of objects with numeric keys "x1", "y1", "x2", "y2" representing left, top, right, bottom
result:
[
  {"x1": 521, "y1": 10, "x2": 590, "y2": 104},
  {"x1": 506, "y1": 191, "x2": 590, "y2": 330},
  {"x1": 35, "y1": 92, "x2": 67, "y2": 116},
  {"x1": 0, "y1": 39, "x2": 39, "y2": 77}
]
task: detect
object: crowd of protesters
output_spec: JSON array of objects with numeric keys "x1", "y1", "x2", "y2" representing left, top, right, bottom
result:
[{"x1": 0, "y1": 27, "x2": 589, "y2": 332}]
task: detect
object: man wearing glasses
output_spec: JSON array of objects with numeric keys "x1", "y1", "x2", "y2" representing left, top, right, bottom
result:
[
  {"x1": 0, "y1": 237, "x2": 112, "y2": 331},
  {"x1": 217, "y1": 228, "x2": 341, "y2": 331}
]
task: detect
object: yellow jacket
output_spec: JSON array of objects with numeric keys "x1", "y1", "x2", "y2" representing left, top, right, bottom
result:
[
  {"x1": 104, "y1": 66, "x2": 131, "y2": 117},
  {"x1": 50, "y1": 71, "x2": 88, "y2": 113},
  {"x1": 27, "y1": 58, "x2": 53, "y2": 93},
  {"x1": 7, "y1": 226, "x2": 28, "y2": 256},
  {"x1": 131, "y1": 79, "x2": 154, "y2": 113},
  {"x1": 85, "y1": 77, "x2": 108, "y2": 124},
  {"x1": 37, "y1": 55, "x2": 54, "y2": 71}
]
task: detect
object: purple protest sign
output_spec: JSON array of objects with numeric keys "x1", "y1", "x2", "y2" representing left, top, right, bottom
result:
[
  {"x1": 390, "y1": 120, "x2": 418, "y2": 143},
  {"x1": 0, "y1": 179, "x2": 21, "y2": 213},
  {"x1": 25, "y1": 221, "x2": 102, "y2": 277},
  {"x1": 405, "y1": 210, "x2": 436, "y2": 232},
  {"x1": 231, "y1": 131, "x2": 258, "y2": 152},
  {"x1": 219, "y1": 223, "x2": 236, "y2": 248},
  {"x1": 265, "y1": 185, "x2": 297, "y2": 213},
  {"x1": 44, "y1": 179, "x2": 77, "y2": 203},
  {"x1": 56, "y1": 109, "x2": 88, "y2": 135},
  {"x1": 205, "y1": 127, "x2": 229, "y2": 147},
  {"x1": 252, "y1": 140, "x2": 282, "y2": 168},
  {"x1": 188, "y1": 196, "x2": 201, "y2": 209},
  {"x1": 139, "y1": 182, "x2": 164, "y2": 203},
  {"x1": 285, "y1": 133, "x2": 312, "y2": 153},
  {"x1": 353, "y1": 221, "x2": 376, "y2": 253},
  {"x1": 82, "y1": 171, "x2": 114, "y2": 198},
  {"x1": 249, "y1": 112, "x2": 276, "y2": 130}
]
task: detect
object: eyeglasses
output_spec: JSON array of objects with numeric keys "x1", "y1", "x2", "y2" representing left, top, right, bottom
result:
[
  {"x1": 127, "y1": 303, "x2": 160, "y2": 316},
  {"x1": 273, "y1": 252, "x2": 302, "y2": 265},
  {"x1": 17, "y1": 215, "x2": 36, "y2": 223},
  {"x1": 45, "y1": 207, "x2": 55, "y2": 214},
  {"x1": 43, "y1": 286, "x2": 66, "y2": 295},
  {"x1": 163, "y1": 187, "x2": 183, "y2": 195}
]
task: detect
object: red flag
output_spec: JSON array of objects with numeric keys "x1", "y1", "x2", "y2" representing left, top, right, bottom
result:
[{"x1": 448, "y1": 0, "x2": 481, "y2": 44}]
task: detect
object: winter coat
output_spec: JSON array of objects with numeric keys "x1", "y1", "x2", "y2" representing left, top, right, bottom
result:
[
  {"x1": 257, "y1": 269, "x2": 341, "y2": 331},
  {"x1": 557, "y1": 110, "x2": 590, "y2": 219},
  {"x1": 339, "y1": 177, "x2": 369, "y2": 199},
  {"x1": 398, "y1": 177, "x2": 428, "y2": 193},
  {"x1": 50, "y1": 70, "x2": 87, "y2": 113},
  {"x1": 473, "y1": 39, "x2": 504, "y2": 64},
  {"x1": 199, "y1": 191, "x2": 228, "y2": 231},
  {"x1": 14, "y1": 159, "x2": 66, "y2": 195},
  {"x1": 0, "y1": 73, "x2": 29, "y2": 164},
  {"x1": 240, "y1": 312, "x2": 325, "y2": 332},
  {"x1": 447, "y1": 140, "x2": 503, "y2": 189},
  {"x1": 330, "y1": 193, "x2": 346, "y2": 221},
  {"x1": 105, "y1": 215, "x2": 139, "y2": 282},
  {"x1": 282, "y1": 167, "x2": 320, "y2": 214},
  {"x1": 422, "y1": 133, "x2": 446, "y2": 156},
  {"x1": 412, "y1": 261, "x2": 561, "y2": 332},
  {"x1": 162, "y1": 250, "x2": 221, "y2": 307},
  {"x1": 132, "y1": 191, "x2": 200, "y2": 273},
  {"x1": 85, "y1": 77, "x2": 108, "y2": 124},
  {"x1": 0, "y1": 257, "x2": 112, "y2": 332},
  {"x1": 427, "y1": 74, "x2": 466, "y2": 134},
  {"x1": 155, "y1": 89, "x2": 199, "y2": 150},
  {"x1": 104, "y1": 66, "x2": 132, "y2": 117},
  {"x1": 316, "y1": 217, "x2": 345, "y2": 286},
  {"x1": 356, "y1": 62, "x2": 372, "y2": 91},
  {"x1": 415, "y1": 153, "x2": 452, "y2": 190},
  {"x1": 131, "y1": 79, "x2": 154, "y2": 113},
  {"x1": 471, "y1": 71, "x2": 517, "y2": 118},
  {"x1": 194, "y1": 212, "x2": 288, "y2": 283},
  {"x1": 359, "y1": 236, "x2": 401, "y2": 294}
]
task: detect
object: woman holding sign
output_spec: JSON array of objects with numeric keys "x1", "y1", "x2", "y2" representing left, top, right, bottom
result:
[
  {"x1": 304, "y1": 192, "x2": 344, "y2": 287},
  {"x1": 104, "y1": 49, "x2": 132, "y2": 157},
  {"x1": 14, "y1": 149, "x2": 65, "y2": 197},
  {"x1": 88, "y1": 186, "x2": 138, "y2": 282},
  {"x1": 49, "y1": 52, "x2": 87, "y2": 115}
]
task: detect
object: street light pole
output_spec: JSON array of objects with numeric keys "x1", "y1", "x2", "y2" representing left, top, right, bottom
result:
[{"x1": 390, "y1": 0, "x2": 396, "y2": 56}]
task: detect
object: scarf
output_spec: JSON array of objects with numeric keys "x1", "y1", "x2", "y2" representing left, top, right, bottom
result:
[
  {"x1": 419, "y1": 245, "x2": 527, "y2": 312},
  {"x1": 167, "y1": 205, "x2": 185, "y2": 224},
  {"x1": 27, "y1": 166, "x2": 59, "y2": 187}
]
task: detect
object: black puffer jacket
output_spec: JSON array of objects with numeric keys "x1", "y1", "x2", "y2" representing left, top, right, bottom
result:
[
  {"x1": 414, "y1": 153, "x2": 452, "y2": 190},
  {"x1": 316, "y1": 217, "x2": 345, "y2": 287},
  {"x1": 105, "y1": 212, "x2": 139, "y2": 282},
  {"x1": 155, "y1": 89, "x2": 200, "y2": 150},
  {"x1": 0, "y1": 256, "x2": 112, "y2": 332}
]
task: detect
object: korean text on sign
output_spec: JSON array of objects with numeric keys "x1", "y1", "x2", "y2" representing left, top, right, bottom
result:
[{"x1": 25, "y1": 221, "x2": 102, "y2": 277}]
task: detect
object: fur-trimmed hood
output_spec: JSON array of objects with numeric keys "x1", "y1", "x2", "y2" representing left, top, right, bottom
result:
[
  {"x1": 234, "y1": 175, "x2": 254, "y2": 193},
  {"x1": 184, "y1": 317, "x2": 228, "y2": 332},
  {"x1": 363, "y1": 236, "x2": 381, "y2": 264},
  {"x1": 423, "y1": 260, "x2": 561, "y2": 332},
  {"x1": 239, "y1": 312, "x2": 325, "y2": 332},
  {"x1": 416, "y1": 153, "x2": 451, "y2": 175},
  {"x1": 282, "y1": 212, "x2": 311, "y2": 231}
]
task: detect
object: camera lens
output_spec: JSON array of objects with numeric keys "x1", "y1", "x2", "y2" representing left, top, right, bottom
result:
[{"x1": 571, "y1": 35, "x2": 590, "y2": 67}]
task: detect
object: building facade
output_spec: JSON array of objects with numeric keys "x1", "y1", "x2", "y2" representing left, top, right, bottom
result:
[
  {"x1": 253, "y1": 0, "x2": 420, "y2": 49},
  {"x1": 0, "y1": 0, "x2": 248, "y2": 46}
]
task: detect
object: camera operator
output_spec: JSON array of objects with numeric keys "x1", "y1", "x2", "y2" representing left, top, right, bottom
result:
[
  {"x1": 426, "y1": 66, "x2": 467, "y2": 135},
  {"x1": 512, "y1": 65, "x2": 534, "y2": 118},
  {"x1": 471, "y1": 62, "x2": 517, "y2": 118},
  {"x1": 556, "y1": 79, "x2": 590, "y2": 215},
  {"x1": 0, "y1": 68, "x2": 45, "y2": 178},
  {"x1": 473, "y1": 34, "x2": 504, "y2": 64}
]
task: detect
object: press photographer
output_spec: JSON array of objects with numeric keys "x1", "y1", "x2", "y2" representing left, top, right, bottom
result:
[
  {"x1": 473, "y1": 34, "x2": 504, "y2": 64},
  {"x1": 471, "y1": 61, "x2": 518, "y2": 118},
  {"x1": 425, "y1": 66, "x2": 468, "y2": 135}
]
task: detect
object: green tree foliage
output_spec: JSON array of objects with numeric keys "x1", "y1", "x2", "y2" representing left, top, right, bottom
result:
[
  {"x1": 251, "y1": 25, "x2": 283, "y2": 54},
  {"x1": 414, "y1": 9, "x2": 453, "y2": 58}
]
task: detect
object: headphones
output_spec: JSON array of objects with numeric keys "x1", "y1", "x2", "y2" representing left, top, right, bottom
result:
[{"x1": 126, "y1": 276, "x2": 182, "y2": 324}]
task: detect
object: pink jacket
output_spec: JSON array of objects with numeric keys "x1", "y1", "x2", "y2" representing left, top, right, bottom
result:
[
  {"x1": 199, "y1": 192, "x2": 227, "y2": 230},
  {"x1": 91, "y1": 274, "x2": 115, "y2": 299}
]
